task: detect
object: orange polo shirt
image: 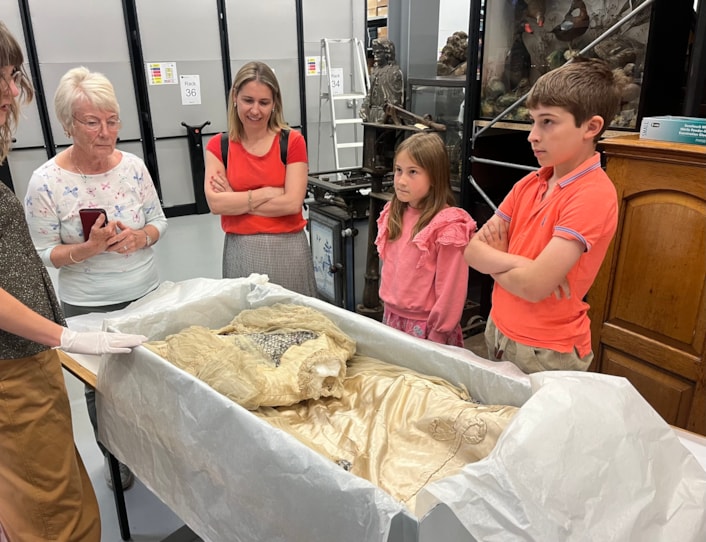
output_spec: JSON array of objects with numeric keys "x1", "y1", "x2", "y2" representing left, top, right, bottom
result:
[{"x1": 490, "y1": 153, "x2": 618, "y2": 357}]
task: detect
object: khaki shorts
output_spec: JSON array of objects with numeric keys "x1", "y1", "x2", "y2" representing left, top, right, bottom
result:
[{"x1": 484, "y1": 316, "x2": 593, "y2": 374}]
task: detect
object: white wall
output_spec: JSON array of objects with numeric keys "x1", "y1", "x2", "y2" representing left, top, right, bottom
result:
[{"x1": 438, "y1": 0, "x2": 470, "y2": 56}]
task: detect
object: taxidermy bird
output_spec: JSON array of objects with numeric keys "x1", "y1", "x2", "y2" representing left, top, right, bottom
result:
[
  {"x1": 550, "y1": 0, "x2": 590, "y2": 45},
  {"x1": 504, "y1": 29, "x2": 532, "y2": 91},
  {"x1": 513, "y1": 0, "x2": 546, "y2": 33}
]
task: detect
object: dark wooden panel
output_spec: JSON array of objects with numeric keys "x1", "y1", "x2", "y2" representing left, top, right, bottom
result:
[
  {"x1": 609, "y1": 192, "x2": 706, "y2": 347},
  {"x1": 600, "y1": 322, "x2": 700, "y2": 381},
  {"x1": 590, "y1": 135, "x2": 706, "y2": 436}
]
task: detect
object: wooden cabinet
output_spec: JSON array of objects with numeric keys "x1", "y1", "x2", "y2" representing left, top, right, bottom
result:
[{"x1": 589, "y1": 135, "x2": 706, "y2": 435}]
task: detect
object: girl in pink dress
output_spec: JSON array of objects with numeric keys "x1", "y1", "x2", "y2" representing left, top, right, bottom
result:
[{"x1": 375, "y1": 132, "x2": 476, "y2": 347}]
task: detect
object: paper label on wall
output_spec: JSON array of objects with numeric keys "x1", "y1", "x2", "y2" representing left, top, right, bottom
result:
[
  {"x1": 147, "y1": 62, "x2": 178, "y2": 85},
  {"x1": 330, "y1": 68, "x2": 344, "y2": 95},
  {"x1": 180, "y1": 75, "x2": 201, "y2": 105},
  {"x1": 306, "y1": 56, "x2": 321, "y2": 76}
]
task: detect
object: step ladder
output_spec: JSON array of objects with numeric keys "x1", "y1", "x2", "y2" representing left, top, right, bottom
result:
[{"x1": 317, "y1": 37, "x2": 370, "y2": 172}]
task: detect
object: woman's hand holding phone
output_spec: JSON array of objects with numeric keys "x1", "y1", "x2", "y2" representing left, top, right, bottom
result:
[
  {"x1": 78, "y1": 208, "x2": 118, "y2": 250},
  {"x1": 77, "y1": 209, "x2": 147, "y2": 256},
  {"x1": 79, "y1": 208, "x2": 109, "y2": 239}
]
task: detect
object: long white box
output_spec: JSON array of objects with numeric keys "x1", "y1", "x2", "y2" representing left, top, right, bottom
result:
[
  {"x1": 89, "y1": 277, "x2": 706, "y2": 542},
  {"x1": 639, "y1": 115, "x2": 706, "y2": 145}
]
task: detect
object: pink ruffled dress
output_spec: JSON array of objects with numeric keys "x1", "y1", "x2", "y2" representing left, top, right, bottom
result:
[{"x1": 375, "y1": 204, "x2": 476, "y2": 347}]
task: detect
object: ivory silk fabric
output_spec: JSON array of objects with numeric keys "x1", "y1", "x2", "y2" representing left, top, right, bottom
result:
[
  {"x1": 258, "y1": 355, "x2": 517, "y2": 510},
  {"x1": 148, "y1": 303, "x2": 518, "y2": 509},
  {"x1": 146, "y1": 304, "x2": 356, "y2": 410}
]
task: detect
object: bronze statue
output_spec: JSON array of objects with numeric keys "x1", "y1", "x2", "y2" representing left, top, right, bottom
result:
[
  {"x1": 437, "y1": 31, "x2": 468, "y2": 76},
  {"x1": 360, "y1": 39, "x2": 404, "y2": 124}
]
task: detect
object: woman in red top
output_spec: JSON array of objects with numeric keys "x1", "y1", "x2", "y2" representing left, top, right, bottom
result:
[{"x1": 205, "y1": 61, "x2": 316, "y2": 296}]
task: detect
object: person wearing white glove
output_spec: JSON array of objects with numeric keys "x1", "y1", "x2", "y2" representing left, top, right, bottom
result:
[
  {"x1": 0, "y1": 286, "x2": 107, "y2": 542},
  {"x1": 0, "y1": 288, "x2": 146, "y2": 355},
  {"x1": 1, "y1": 22, "x2": 100, "y2": 541},
  {"x1": 60, "y1": 328, "x2": 147, "y2": 354}
]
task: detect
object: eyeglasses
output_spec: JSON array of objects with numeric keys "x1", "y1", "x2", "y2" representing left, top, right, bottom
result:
[
  {"x1": 1, "y1": 68, "x2": 22, "y2": 90},
  {"x1": 72, "y1": 115, "x2": 122, "y2": 132}
]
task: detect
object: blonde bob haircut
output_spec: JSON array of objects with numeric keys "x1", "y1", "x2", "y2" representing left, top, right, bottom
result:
[
  {"x1": 387, "y1": 131, "x2": 456, "y2": 241},
  {"x1": 227, "y1": 61, "x2": 288, "y2": 142},
  {"x1": 0, "y1": 21, "x2": 34, "y2": 165},
  {"x1": 54, "y1": 66, "x2": 120, "y2": 136}
]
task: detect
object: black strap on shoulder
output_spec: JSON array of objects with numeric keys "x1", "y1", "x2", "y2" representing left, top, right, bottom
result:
[
  {"x1": 220, "y1": 129, "x2": 290, "y2": 170},
  {"x1": 220, "y1": 132, "x2": 229, "y2": 169},
  {"x1": 279, "y1": 129, "x2": 290, "y2": 165}
]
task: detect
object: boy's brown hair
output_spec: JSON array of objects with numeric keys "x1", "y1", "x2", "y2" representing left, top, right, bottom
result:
[{"x1": 526, "y1": 57, "x2": 623, "y2": 141}]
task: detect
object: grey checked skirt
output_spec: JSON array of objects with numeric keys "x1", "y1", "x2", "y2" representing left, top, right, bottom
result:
[{"x1": 222, "y1": 230, "x2": 318, "y2": 298}]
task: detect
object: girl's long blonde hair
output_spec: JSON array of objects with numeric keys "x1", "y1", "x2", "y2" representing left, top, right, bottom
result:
[
  {"x1": 0, "y1": 21, "x2": 34, "y2": 165},
  {"x1": 387, "y1": 131, "x2": 456, "y2": 241}
]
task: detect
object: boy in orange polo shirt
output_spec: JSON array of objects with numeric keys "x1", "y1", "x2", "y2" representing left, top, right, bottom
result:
[{"x1": 464, "y1": 57, "x2": 623, "y2": 373}]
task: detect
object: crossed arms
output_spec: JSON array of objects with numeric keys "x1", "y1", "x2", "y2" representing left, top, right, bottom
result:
[
  {"x1": 204, "y1": 150, "x2": 308, "y2": 217},
  {"x1": 464, "y1": 215, "x2": 583, "y2": 303}
]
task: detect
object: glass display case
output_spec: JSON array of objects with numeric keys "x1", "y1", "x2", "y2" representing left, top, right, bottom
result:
[
  {"x1": 390, "y1": 0, "x2": 480, "y2": 204},
  {"x1": 407, "y1": 76, "x2": 467, "y2": 190},
  {"x1": 477, "y1": 0, "x2": 694, "y2": 129},
  {"x1": 390, "y1": 0, "x2": 472, "y2": 79},
  {"x1": 393, "y1": 0, "x2": 695, "y2": 199}
]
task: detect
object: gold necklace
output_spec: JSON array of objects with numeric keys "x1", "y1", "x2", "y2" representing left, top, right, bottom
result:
[{"x1": 71, "y1": 147, "x2": 88, "y2": 180}]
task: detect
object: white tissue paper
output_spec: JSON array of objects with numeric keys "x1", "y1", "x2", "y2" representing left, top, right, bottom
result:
[
  {"x1": 79, "y1": 276, "x2": 706, "y2": 542},
  {"x1": 416, "y1": 371, "x2": 706, "y2": 541}
]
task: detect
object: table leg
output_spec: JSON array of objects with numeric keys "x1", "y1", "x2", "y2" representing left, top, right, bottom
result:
[{"x1": 107, "y1": 452, "x2": 131, "y2": 540}]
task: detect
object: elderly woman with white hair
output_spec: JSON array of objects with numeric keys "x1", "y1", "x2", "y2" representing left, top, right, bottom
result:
[{"x1": 24, "y1": 66, "x2": 167, "y2": 491}]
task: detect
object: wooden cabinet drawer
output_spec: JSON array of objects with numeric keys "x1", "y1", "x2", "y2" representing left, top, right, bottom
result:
[{"x1": 602, "y1": 346, "x2": 694, "y2": 428}]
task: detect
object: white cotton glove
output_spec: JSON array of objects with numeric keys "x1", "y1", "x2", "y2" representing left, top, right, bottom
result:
[{"x1": 59, "y1": 328, "x2": 148, "y2": 355}]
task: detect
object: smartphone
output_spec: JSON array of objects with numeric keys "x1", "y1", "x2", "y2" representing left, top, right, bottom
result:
[{"x1": 79, "y1": 208, "x2": 108, "y2": 240}]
